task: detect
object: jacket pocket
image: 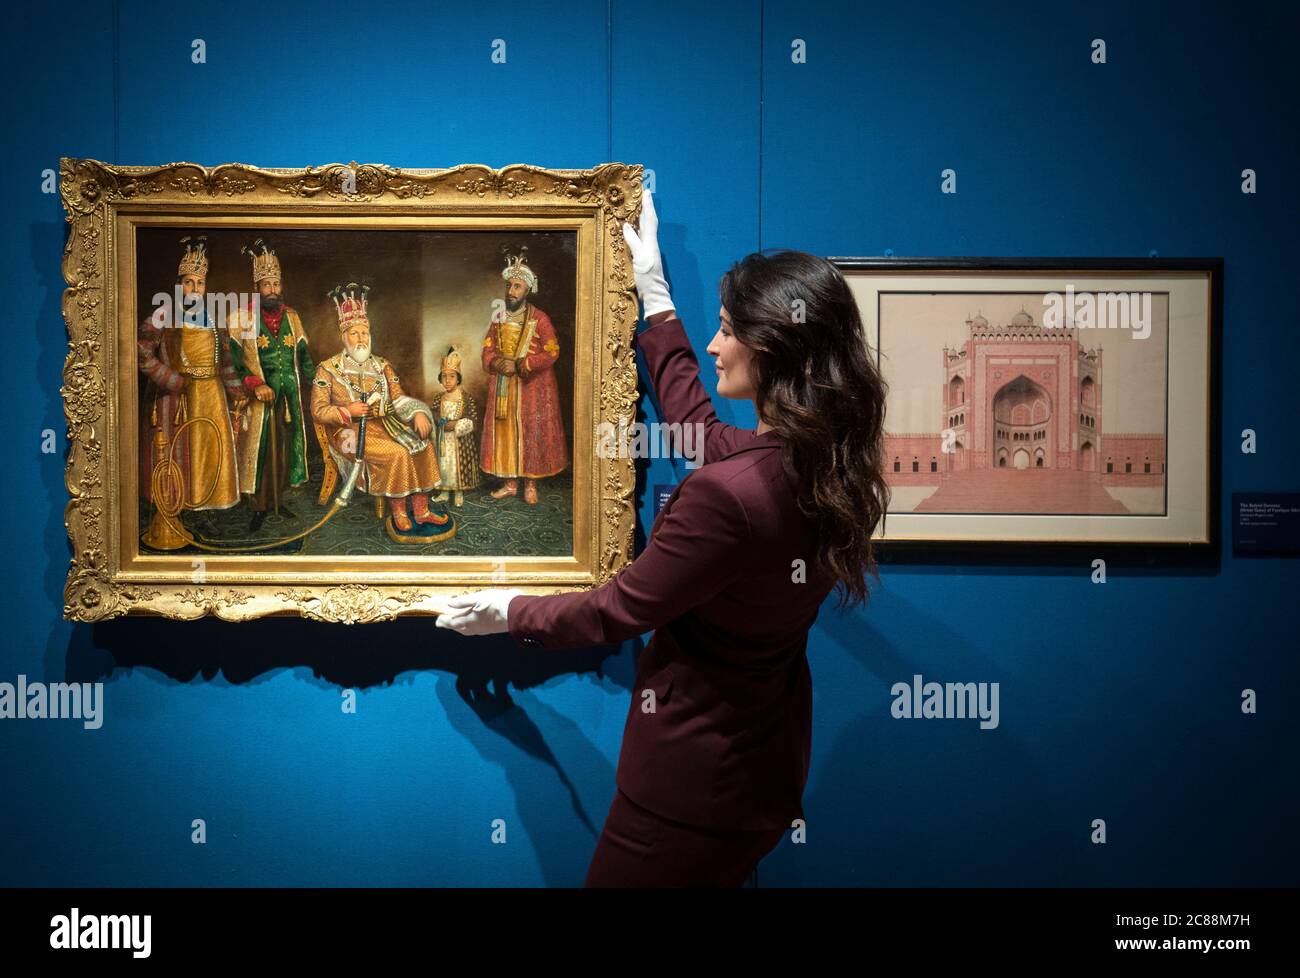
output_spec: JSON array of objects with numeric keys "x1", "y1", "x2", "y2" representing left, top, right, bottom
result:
[{"x1": 640, "y1": 664, "x2": 673, "y2": 709}]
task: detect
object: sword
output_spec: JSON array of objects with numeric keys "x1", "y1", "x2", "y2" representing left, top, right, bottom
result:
[{"x1": 336, "y1": 414, "x2": 367, "y2": 505}]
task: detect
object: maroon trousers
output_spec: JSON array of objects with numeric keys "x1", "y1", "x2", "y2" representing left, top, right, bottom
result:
[{"x1": 585, "y1": 789, "x2": 786, "y2": 887}]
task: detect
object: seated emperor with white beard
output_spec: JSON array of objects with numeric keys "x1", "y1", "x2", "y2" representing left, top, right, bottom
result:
[{"x1": 310, "y1": 284, "x2": 444, "y2": 533}]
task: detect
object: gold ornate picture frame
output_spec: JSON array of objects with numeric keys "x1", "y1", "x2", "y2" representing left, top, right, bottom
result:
[{"x1": 60, "y1": 159, "x2": 644, "y2": 622}]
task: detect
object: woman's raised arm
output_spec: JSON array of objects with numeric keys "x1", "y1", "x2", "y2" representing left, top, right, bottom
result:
[
  {"x1": 635, "y1": 313, "x2": 758, "y2": 465},
  {"x1": 623, "y1": 192, "x2": 756, "y2": 464}
]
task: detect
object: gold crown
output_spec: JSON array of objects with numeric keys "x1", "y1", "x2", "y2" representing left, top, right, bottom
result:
[
  {"x1": 177, "y1": 235, "x2": 208, "y2": 278},
  {"x1": 329, "y1": 283, "x2": 370, "y2": 330},
  {"x1": 501, "y1": 250, "x2": 538, "y2": 293},
  {"x1": 241, "y1": 238, "x2": 282, "y2": 284},
  {"x1": 441, "y1": 346, "x2": 462, "y2": 374}
]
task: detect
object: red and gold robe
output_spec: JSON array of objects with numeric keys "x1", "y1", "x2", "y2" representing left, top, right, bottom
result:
[{"x1": 479, "y1": 302, "x2": 569, "y2": 479}]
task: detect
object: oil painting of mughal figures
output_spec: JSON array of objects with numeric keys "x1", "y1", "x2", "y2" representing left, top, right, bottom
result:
[
  {"x1": 133, "y1": 227, "x2": 577, "y2": 558},
  {"x1": 59, "y1": 158, "x2": 645, "y2": 623}
]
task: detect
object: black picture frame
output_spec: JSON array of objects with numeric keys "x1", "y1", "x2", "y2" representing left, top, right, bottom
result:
[{"x1": 827, "y1": 256, "x2": 1223, "y2": 566}]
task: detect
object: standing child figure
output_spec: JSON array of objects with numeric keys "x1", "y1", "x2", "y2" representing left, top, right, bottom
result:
[{"x1": 432, "y1": 347, "x2": 480, "y2": 506}]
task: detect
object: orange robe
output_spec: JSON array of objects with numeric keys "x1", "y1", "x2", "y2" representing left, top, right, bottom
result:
[{"x1": 310, "y1": 352, "x2": 440, "y2": 498}]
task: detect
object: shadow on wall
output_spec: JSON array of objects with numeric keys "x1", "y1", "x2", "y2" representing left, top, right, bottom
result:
[
  {"x1": 60, "y1": 615, "x2": 636, "y2": 711},
  {"x1": 51, "y1": 617, "x2": 641, "y2": 886}
]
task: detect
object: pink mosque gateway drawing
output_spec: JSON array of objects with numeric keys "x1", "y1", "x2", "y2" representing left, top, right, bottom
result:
[{"x1": 880, "y1": 295, "x2": 1168, "y2": 516}]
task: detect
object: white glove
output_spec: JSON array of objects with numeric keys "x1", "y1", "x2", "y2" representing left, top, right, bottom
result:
[
  {"x1": 435, "y1": 588, "x2": 523, "y2": 636},
  {"x1": 621, "y1": 190, "x2": 675, "y2": 318},
  {"x1": 454, "y1": 417, "x2": 473, "y2": 436}
]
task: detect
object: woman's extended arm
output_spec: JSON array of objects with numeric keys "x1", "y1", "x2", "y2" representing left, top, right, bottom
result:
[
  {"x1": 635, "y1": 312, "x2": 757, "y2": 465},
  {"x1": 506, "y1": 465, "x2": 753, "y2": 649},
  {"x1": 623, "y1": 192, "x2": 756, "y2": 464},
  {"x1": 435, "y1": 192, "x2": 758, "y2": 642}
]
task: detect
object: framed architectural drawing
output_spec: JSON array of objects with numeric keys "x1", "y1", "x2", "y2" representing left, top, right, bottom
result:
[
  {"x1": 60, "y1": 159, "x2": 645, "y2": 621},
  {"x1": 830, "y1": 257, "x2": 1221, "y2": 550}
]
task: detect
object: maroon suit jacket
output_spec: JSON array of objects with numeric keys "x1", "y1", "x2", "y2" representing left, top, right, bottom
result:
[{"x1": 507, "y1": 311, "x2": 837, "y2": 830}]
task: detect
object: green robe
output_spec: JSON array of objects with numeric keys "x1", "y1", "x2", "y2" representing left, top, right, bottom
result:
[{"x1": 229, "y1": 306, "x2": 315, "y2": 494}]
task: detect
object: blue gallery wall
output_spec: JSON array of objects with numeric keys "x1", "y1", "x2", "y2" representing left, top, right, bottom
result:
[{"x1": 2, "y1": 0, "x2": 1296, "y2": 886}]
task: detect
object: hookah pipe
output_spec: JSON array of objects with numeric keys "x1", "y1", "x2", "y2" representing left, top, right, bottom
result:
[
  {"x1": 147, "y1": 409, "x2": 456, "y2": 616},
  {"x1": 147, "y1": 415, "x2": 369, "y2": 553}
]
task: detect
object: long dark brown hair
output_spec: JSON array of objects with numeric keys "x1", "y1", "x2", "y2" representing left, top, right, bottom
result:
[{"x1": 719, "y1": 250, "x2": 890, "y2": 609}]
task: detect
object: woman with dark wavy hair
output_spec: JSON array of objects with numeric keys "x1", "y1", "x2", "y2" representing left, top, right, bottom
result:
[
  {"x1": 713, "y1": 247, "x2": 891, "y2": 609},
  {"x1": 437, "y1": 191, "x2": 890, "y2": 887}
]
